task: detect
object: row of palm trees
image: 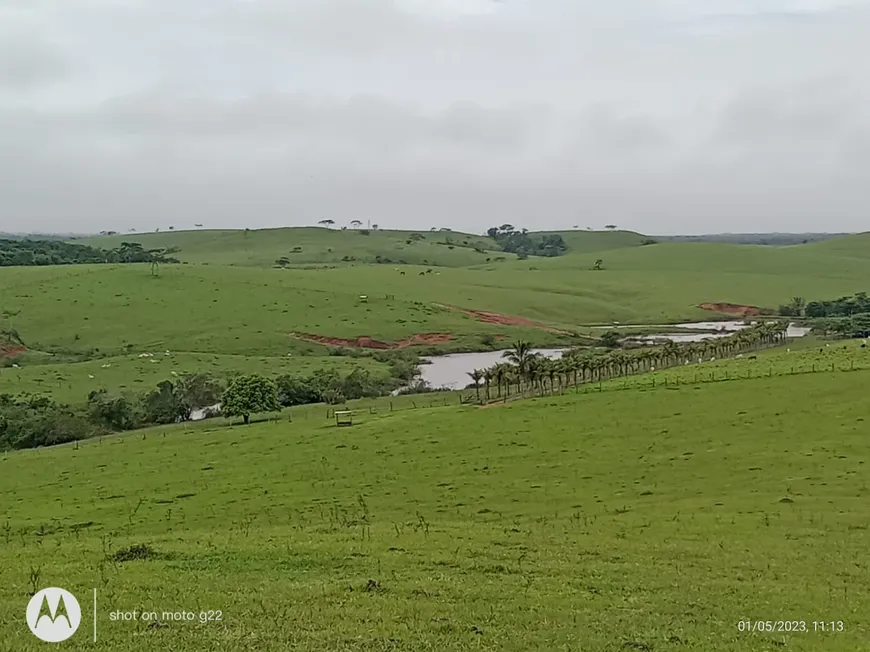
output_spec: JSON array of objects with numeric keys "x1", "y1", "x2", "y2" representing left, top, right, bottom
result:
[{"x1": 466, "y1": 322, "x2": 790, "y2": 403}]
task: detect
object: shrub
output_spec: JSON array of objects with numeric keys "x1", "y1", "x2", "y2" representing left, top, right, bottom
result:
[{"x1": 0, "y1": 394, "x2": 95, "y2": 450}]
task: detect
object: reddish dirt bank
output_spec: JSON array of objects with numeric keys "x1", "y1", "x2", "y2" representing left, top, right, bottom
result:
[
  {"x1": 291, "y1": 332, "x2": 453, "y2": 349},
  {"x1": 700, "y1": 302, "x2": 766, "y2": 317},
  {"x1": 0, "y1": 345, "x2": 25, "y2": 358},
  {"x1": 435, "y1": 304, "x2": 571, "y2": 335}
]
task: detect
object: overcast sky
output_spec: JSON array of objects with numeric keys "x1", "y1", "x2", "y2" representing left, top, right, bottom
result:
[{"x1": 1, "y1": 0, "x2": 868, "y2": 235}]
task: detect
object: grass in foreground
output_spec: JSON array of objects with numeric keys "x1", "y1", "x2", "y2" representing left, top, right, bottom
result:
[{"x1": 1, "y1": 369, "x2": 868, "y2": 650}]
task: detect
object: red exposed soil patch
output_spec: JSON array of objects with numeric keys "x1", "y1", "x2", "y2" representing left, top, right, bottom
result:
[
  {"x1": 435, "y1": 304, "x2": 572, "y2": 335},
  {"x1": 699, "y1": 302, "x2": 766, "y2": 317},
  {"x1": 0, "y1": 345, "x2": 25, "y2": 358},
  {"x1": 291, "y1": 332, "x2": 453, "y2": 349}
]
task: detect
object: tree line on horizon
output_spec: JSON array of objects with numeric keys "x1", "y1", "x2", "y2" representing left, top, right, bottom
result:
[{"x1": 0, "y1": 239, "x2": 179, "y2": 267}]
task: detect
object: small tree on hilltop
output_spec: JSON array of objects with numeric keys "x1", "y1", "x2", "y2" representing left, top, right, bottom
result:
[{"x1": 222, "y1": 375, "x2": 280, "y2": 425}]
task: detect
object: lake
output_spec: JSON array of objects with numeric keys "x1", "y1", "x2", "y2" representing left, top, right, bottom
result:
[
  {"x1": 418, "y1": 349, "x2": 566, "y2": 391},
  {"x1": 417, "y1": 321, "x2": 811, "y2": 390}
]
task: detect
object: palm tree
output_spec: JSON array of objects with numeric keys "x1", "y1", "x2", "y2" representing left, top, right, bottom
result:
[
  {"x1": 502, "y1": 340, "x2": 534, "y2": 394},
  {"x1": 482, "y1": 368, "x2": 493, "y2": 402},
  {"x1": 467, "y1": 369, "x2": 483, "y2": 403},
  {"x1": 491, "y1": 363, "x2": 508, "y2": 398},
  {"x1": 662, "y1": 340, "x2": 680, "y2": 367},
  {"x1": 546, "y1": 359, "x2": 558, "y2": 394}
]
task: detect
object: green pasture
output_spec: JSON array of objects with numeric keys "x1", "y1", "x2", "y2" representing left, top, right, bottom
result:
[
  {"x1": 0, "y1": 264, "x2": 567, "y2": 358},
  {"x1": 4, "y1": 233, "x2": 870, "y2": 364},
  {"x1": 2, "y1": 368, "x2": 869, "y2": 650},
  {"x1": 78, "y1": 227, "x2": 502, "y2": 268},
  {"x1": 77, "y1": 227, "x2": 648, "y2": 269},
  {"x1": 597, "y1": 338, "x2": 869, "y2": 392}
]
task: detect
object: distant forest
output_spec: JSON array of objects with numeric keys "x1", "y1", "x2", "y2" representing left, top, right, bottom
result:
[
  {"x1": 486, "y1": 225, "x2": 567, "y2": 258},
  {"x1": 0, "y1": 239, "x2": 179, "y2": 267},
  {"x1": 657, "y1": 233, "x2": 850, "y2": 246}
]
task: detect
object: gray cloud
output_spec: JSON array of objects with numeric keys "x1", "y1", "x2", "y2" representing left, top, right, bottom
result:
[
  {"x1": 0, "y1": 0, "x2": 868, "y2": 234},
  {"x1": 0, "y1": 28, "x2": 69, "y2": 90}
]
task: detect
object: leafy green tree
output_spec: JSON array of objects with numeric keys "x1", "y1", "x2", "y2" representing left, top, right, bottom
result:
[
  {"x1": 176, "y1": 373, "x2": 223, "y2": 421},
  {"x1": 275, "y1": 375, "x2": 321, "y2": 407},
  {"x1": 87, "y1": 390, "x2": 140, "y2": 431},
  {"x1": 599, "y1": 331, "x2": 620, "y2": 348},
  {"x1": 222, "y1": 375, "x2": 279, "y2": 424},
  {"x1": 0, "y1": 394, "x2": 93, "y2": 450},
  {"x1": 142, "y1": 380, "x2": 185, "y2": 424},
  {"x1": 790, "y1": 297, "x2": 806, "y2": 315}
]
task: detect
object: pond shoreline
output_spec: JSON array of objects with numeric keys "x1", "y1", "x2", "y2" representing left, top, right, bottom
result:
[{"x1": 414, "y1": 321, "x2": 810, "y2": 391}]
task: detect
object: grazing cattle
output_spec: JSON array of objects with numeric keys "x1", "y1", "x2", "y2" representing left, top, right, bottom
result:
[
  {"x1": 419, "y1": 271, "x2": 425, "y2": 275},
  {"x1": 748, "y1": 355, "x2": 757, "y2": 360},
  {"x1": 400, "y1": 271, "x2": 405, "y2": 276},
  {"x1": 862, "y1": 344, "x2": 867, "y2": 349}
]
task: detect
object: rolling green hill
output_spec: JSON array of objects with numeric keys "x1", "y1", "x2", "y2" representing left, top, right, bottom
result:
[
  {"x1": 533, "y1": 228, "x2": 650, "y2": 253},
  {"x1": 799, "y1": 231, "x2": 870, "y2": 259},
  {"x1": 76, "y1": 227, "x2": 652, "y2": 268},
  {"x1": 77, "y1": 228, "x2": 502, "y2": 268},
  {"x1": 4, "y1": 234, "x2": 870, "y2": 362}
]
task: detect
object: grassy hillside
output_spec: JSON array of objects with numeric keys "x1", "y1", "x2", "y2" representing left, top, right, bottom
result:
[
  {"x1": 2, "y1": 367, "x2": 868, "y2": 650},
  {"x1": 78, "y1": 228, "x2": 502, "y2": 268},
  {"x1": 0, "y1": 264, "x2": 575, "y2": 358},
  {"x1": 77, "y1": 227, "x2": 652, "y2": 269},
  {"x1": 534, "y1": 228, "x2": 650, "y2": 253},
  {"x1": 4, "y1": 237, "x2": 870, "y2": 362},
  {"x1": 799, "y1": 232, "x2": 870, "y2": 259}
]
